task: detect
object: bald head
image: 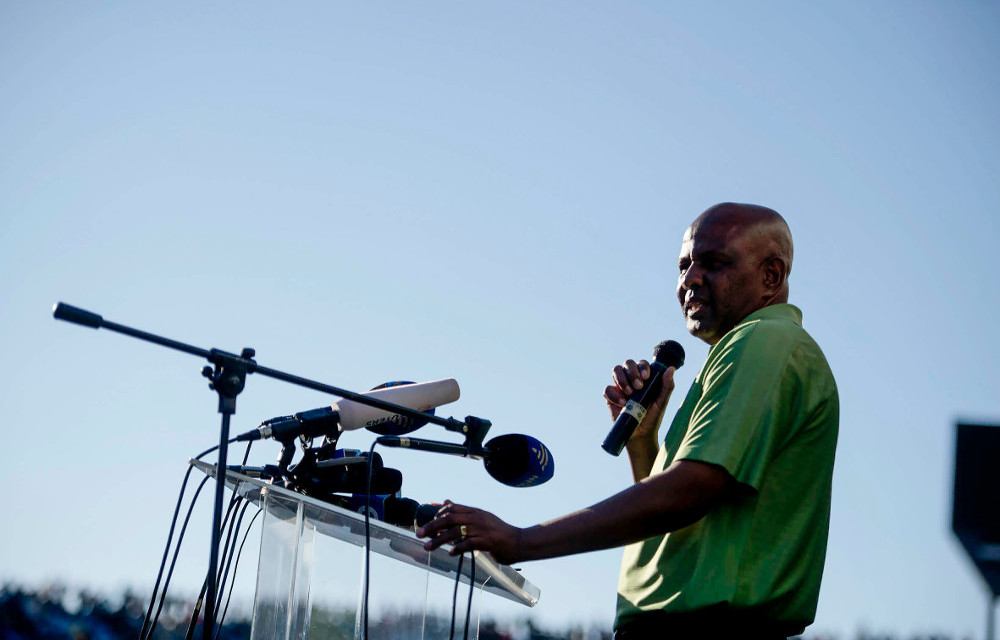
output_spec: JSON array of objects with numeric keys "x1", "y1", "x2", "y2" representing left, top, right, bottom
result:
[
  {"x1": 677, "y1": 203, "x2": 795, "y2": 344},
  {"x1": 691, "y1": 203, "x2": 793, "y2": 278}
]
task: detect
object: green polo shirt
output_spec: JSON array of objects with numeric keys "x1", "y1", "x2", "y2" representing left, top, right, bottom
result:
[{"x1": 615, "y1": 303, "x2": 839, "y2": 630}]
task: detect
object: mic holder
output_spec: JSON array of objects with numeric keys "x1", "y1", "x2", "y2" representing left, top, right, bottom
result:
[
  {"x1": 375, "y1": 419, "x2": 491, "y2": 460},
  {"x1": 51, "y1": 301, "x2": 491, "y2": 640},
  {"x1": 461, "y1": 415, "x2": 492, "y2": 454},
  {"x1": 264, "y1": 414, "x2": 345, "y2": 476}
]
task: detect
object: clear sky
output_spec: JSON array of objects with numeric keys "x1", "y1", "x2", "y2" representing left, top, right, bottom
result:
[{"x1": 2, "y1": 2, "x2": 998, "y2": 638}]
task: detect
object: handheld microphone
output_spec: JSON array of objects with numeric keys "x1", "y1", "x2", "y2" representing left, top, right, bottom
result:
[
  {"x1": 602, "y1": 340, "x2": 685, "y2": 456},
  {"x1": 234, "y1": 377, "x2": 461, "y2": 442},
  {"x1": 378, "y1": 433, "x2": 555, "y2": 488}
]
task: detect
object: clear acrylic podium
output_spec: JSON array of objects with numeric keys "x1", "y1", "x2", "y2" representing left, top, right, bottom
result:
[{"x1": 191, "y1": 461, "x2": 540, "y2": 640}]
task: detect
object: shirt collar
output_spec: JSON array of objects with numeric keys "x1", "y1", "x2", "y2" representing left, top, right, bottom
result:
[{"x1": 739, "y1": 302, "x2": 802, "y2": 327}]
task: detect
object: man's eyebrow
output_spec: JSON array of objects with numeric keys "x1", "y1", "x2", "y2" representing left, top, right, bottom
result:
[{"x1": 692, "y1": 249, "x2": 730, "y2": 262}]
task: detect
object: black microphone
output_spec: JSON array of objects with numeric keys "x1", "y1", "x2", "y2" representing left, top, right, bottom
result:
[
  {"x1": 483, "y1": 433, "x2": 555, "y2": 487},
  {"x1": 602, "y1": 340, "x2": 685, "y2": 456},
  {"x1": 335, "y1": 495, "x2": 420, "y2": 528},
  {"x1": 304, "y1": 465, "x2": 403, "y2": 496},
  {"x1": 235, "y1": 408, "x2": 340, "y2": 443},
  {"x1": 289, "y1": 451, "x2": 404, "y2": 495},
  {"x1": 378, "y1": 433, "x2": 555, "y2": 488},
  {"x1": 381, "y1": 496, "x2": 420, "y2": 529},
  {"x1": 414, "y1": 502, "x2": 444, "y2": 529}
]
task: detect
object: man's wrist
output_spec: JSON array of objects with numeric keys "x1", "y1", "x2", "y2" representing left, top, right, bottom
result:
[
  {"x1": 626, "y1": 432, "x2": 659, "y2": 453},
  {"x1": 512, "y1": 525, "x2": 527, "y2": 563}
]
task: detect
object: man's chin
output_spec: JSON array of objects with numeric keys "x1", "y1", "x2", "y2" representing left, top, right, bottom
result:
[{"x1": 685, "y1": 318, "x2": 719, "y2": 344}]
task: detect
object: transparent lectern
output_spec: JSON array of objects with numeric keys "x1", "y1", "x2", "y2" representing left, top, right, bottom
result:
[{"x1": 191, "y1": 461, "x2": 540, "y2": 640}]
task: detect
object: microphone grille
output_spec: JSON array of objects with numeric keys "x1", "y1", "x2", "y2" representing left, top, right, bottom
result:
[
  {"x1": 483, "y1": 434, "x2": 555, "y2": 488},
  {"x1": 653, "y1": 340, "x2": 685, "y2": 368}
]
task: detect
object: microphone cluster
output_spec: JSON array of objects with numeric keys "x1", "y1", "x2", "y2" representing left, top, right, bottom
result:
[{"x1": 234, "y1": 377, "x2": 555, "y2": 529}]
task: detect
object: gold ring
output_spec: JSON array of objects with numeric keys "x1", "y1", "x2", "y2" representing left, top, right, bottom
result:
[{"x1": 459, "y1": 525, "x2": 468, "y2": 538}]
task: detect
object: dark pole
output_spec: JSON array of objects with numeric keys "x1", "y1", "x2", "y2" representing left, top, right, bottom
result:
[
  {"x1": 203, "y1": 412, "x2": 229, "y2": 640},
  {"x1": 198, "y1": 350, "x2": 252, "y2": 640},
  {"x1": 988, "y1": 592, "x2": 996, "y2": 640}
]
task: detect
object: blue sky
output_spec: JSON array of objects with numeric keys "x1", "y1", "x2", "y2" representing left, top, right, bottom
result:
[{"x1": 2, "y1": 2, "x2": 998, "y2": 637}]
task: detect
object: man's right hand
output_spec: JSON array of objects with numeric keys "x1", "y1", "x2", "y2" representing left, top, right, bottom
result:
[{"x1": 604, "y1": 359, "x2": 676, "y2": 481}]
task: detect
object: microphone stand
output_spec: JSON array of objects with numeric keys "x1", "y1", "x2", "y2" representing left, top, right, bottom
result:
[{"x1": 51, "y1": 302, "x2": 490, "y2": 640}]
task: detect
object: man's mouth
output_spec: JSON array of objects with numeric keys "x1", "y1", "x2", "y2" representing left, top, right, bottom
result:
[{"x1": 685, "y1": 299, "x2": 709, "y2": 317}]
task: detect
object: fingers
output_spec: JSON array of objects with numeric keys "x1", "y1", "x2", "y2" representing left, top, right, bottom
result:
[
  {"x1": 611, "y1": 359, "x2": 650, "y2": 396},
  {"x1": 417, "y1": 501, "x2": 477, "y2": 554},
  {"x1": 603, "y1": 384, "x2": 626, "y2": 407},
  {"x1": 606, "y1": 359, "x2": 653, "y2": 420},
  {"x1": 448, "y1": 536, "x2": 478, "y2": 556},
  {"x1": 416, "y1": 502, "x2": 516, "y2": 562}
]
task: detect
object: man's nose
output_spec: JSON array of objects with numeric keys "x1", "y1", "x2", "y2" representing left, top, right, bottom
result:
[{"x1": 679, "y1": 264, "x2": 703, "y2": 290}]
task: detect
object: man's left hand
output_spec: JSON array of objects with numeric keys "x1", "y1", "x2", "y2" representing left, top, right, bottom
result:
[{"x1": 417, "y1": 500, "x2": 523, "y2": 565}]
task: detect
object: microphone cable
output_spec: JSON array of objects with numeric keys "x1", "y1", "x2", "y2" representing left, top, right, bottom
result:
[
  {"x1": 359, "y1": 441, "x2": 478, "y2": 640},
  {"x1": 138, "y1": 444, "x2": 221, "y2": 640},
  {"x1": 362, "y1": 439, "x2": 379, "y2": 640},
  {"x1": 138, "y1": 467, "x2": 195, "y2": 640},
  {"x1": 177, "y1": 442, "x2": 253, "y2": 640},
  {"x1": 213, "y1": 498, "x2": 251, "y2": 617},
  {"x1": 142, "y1": 473, "x2": 211, "y2": 640},
  {"x1": 448, "y1": 553, "x2": 465, "y2": 640},
  {"x1": 214, "y1": 507, "x2": 263, "y2": 640},
  {"x1": 154, "y1": 480, "x2": 244, "y2": 640},
  {"x1": 181, "y1": 495, "x2": 246, "y2": 640},
  {"x1": 464, "y1": 554, "x2": 476, "y2": 640}
]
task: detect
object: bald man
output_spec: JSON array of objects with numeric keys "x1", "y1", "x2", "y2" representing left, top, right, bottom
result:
[{"x1": 419, "y1": 204, "x2": 839, "y2": 639}]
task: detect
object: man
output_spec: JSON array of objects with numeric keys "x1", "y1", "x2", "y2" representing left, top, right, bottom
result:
[{"x1": 418, "y1": 203, "x2": 839, "y2": 639}]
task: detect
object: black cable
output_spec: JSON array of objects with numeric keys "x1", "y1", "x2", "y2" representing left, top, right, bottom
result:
[
  {"x1": 186, "y1": 443, "x2": 252, "y2": 640},
  {"x1": 211, "y1": 444, "x2": 254, "y2": 613},
  {"x1": 139, "y1": 464, "x2": 197, "y2": 640},
  {"x1": 448, "y1": 553, "x2": 465, "y2": 640},
  {"x1": 196, "y1": 444, "x2": 221, "y2": 461},
  {"x1": 215, "y1": 507, "x2": 263, "y2": 640},
  {"x1": 142, "y1": 442, "x2": 237, "y2": 640},
  {"x1": 464, "y1": 554, "x2": 476, "y2": 640},
  {"x1": 183, "y1": 497, "x2": 242, "y2": 640},
  {"x1": 146, "y1": 474, "x2": 211, "y2": 640},
  {"x1": 212, "y1": 496, "x2": 245, "y2": 612},
  {"x1": 363, "y1": 439, "x2": 379, "y2": 640},
  {"x1": 182, "y1": 582, "x2": 208, "y2": 640}
]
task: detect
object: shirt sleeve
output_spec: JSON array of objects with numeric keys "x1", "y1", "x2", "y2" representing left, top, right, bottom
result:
[{"x1": 673, "y1": 319, "x2": 798, "y2": 490}]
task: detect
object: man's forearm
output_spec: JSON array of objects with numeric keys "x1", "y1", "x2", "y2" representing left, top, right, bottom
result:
[{"x1": 515, "y1": 459, "x2": 730, "y2": 562}]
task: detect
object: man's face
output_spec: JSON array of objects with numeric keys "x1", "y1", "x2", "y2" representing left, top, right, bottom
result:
[{"x1": 676, "y1": 221, "x2": 767, "y2": 345}]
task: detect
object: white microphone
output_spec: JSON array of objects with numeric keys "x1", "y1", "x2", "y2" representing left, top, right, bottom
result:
[
  {"x1": 335, "y1": 378, "x2": 460, "y2": 432},
  {"x1": 234, "y1": 378, "x2": 461, "y2": 442}
]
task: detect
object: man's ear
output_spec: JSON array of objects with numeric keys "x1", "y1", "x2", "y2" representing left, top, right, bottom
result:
[{"x1": 761, "y1": 255, "x2": 789, "y2": 293}]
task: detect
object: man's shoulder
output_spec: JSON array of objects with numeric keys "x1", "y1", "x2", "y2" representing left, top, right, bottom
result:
[
  {"x1": 727, "y1": 303, "x2": 828, "y2": 352},
  {"x1": 705, "y1": 304, "x2": 834, "y2": 385},
  {"x1": 709, "y1": 304, "x2": 803, "y2": 360}
]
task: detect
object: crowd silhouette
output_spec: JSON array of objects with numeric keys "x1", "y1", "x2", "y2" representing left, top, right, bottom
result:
[{"x1": 0, "y1": 584, "x2": 971, "y2": 640}]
